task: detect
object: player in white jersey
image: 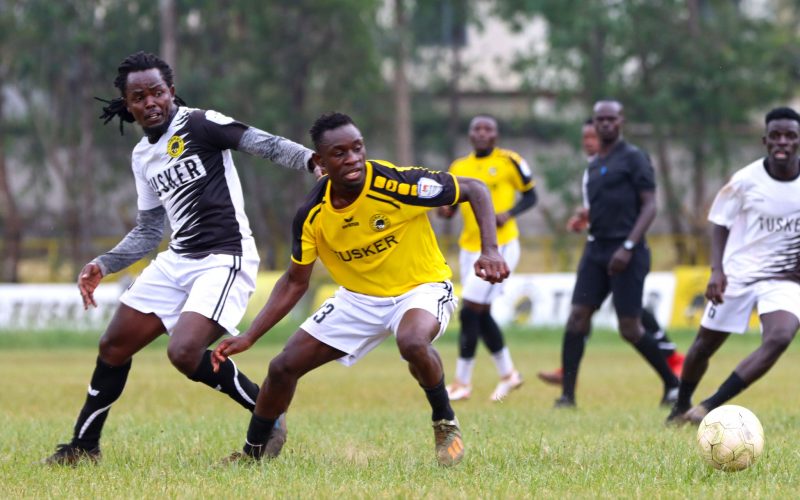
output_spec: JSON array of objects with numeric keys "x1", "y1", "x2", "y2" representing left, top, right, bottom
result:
[
  {"x1": 667, "y1": 107, "x2": 800, "y2": 425},
  {"x1": 43, "y1": 51, "x2": 316, "y2": 465}
]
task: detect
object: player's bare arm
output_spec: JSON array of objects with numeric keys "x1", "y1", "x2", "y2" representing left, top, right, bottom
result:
[
  {"x1": 608, "y1": 189, "x2": 656, "y2": 275},
  {"x1": 437, "y1": 205, "x2": 457, "y2": 219},
  {"x1": 705, "y1": 223, "x2": 730, "y2": 305},
  {"x1": 212, "y1": 261, "x2": 315, "y2": 371},
  {"x1": 455, "y1": 176, "x2": 510, "y2": 284},
  {"x1": 78, "y1": 206, "x2": 166, "y2": 309}
]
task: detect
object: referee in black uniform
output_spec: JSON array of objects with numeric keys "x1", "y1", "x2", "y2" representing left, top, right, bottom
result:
[{"x1": 555, "y1": 100, "x2": 680, "y2": 408}]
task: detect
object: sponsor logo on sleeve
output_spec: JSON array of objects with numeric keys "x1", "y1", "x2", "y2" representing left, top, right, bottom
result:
[{"x1": 417, "y1": 177, "x2": 443, "y2": 199}]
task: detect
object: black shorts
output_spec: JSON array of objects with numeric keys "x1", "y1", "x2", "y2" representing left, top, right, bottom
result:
[{"x1": 571, "y1": 239, "x2": 650, "y2": 317}]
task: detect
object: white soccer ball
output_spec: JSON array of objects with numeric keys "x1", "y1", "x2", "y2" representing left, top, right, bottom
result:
[{"x1": 696, "y1": 404, "x2": 764, "y2": 472}]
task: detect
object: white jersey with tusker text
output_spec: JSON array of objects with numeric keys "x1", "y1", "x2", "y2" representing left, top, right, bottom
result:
[
  {"x1": 708, "y1": 158, "x2": 800, "y2": 287},
  {"x1": 132, "y1": 107, "x2": 254, "y2": 258}
]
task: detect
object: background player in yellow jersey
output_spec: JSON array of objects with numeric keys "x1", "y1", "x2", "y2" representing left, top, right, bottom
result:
[
  {"x1": 212, "y1": 112, "x2": 509, "y2": 467},
  {"x1": 439, "y1": 114, "x2": 537, "y2": 402}
]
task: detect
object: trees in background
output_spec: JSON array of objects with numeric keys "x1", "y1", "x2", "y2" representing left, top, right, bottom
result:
[
  {"x1": 493, "y1": 0, "x2": 800, "y2": 262},
  {"x1": 3, "y1": 1, "x2": 800, "y2": 280}
]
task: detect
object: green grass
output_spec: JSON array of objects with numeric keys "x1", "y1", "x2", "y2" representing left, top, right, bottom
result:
[{"x1": 1, "y1": 326, "x2": 798, "y2": 498}]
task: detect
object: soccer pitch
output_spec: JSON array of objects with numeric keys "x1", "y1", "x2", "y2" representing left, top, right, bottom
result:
[{"x1": 1, "y1": 327, "x2": 798, "y2": 498}]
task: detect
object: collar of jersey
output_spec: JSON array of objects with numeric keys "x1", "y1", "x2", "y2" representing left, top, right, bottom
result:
[
  {"x1": 470, "y1": 148, "x2": 497, "y2": 160},
  {"x1": 324, "y1": 160, "x2": 373, "y2": 213}
]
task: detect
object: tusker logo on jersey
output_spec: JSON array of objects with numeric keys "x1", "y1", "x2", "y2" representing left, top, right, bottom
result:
[
  {"x1": 148, "y1": 154, "x2": 207, "y2": 198},
  {"x1": 166, "y1": 135, "x2": 185, "y2": 158},
  {"x1": 333, "y1": 234, "x2": 399, "y2": 262},
  {"x1": 370, "y1": 213, "x2": 391, "y2": 232},
  {"x1": 417, "y1": 177, "x2": 443, "y2": 199}
]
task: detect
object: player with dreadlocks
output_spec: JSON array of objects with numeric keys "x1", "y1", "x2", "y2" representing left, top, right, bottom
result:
[{"x1": 42, "y1": 51, "x2": 317, "y2": 465}]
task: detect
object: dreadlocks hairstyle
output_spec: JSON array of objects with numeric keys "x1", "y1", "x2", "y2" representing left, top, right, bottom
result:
[
  {"x1": 97, "y1": 51, "x2": 187, "y2": 135},
  {"x1": 309, "y1": 112, "x2": 355, "y2": 149}
]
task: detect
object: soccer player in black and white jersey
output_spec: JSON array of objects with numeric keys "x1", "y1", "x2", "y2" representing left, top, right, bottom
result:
[
  {"x1": 666, "y1": 107, "x2": 800, "y2": 425},
  {"x1": 42, "y1": 51, "x2": 317, "y2": 465},
  {"x1": 211, "y1": 112, "x2": 509, "y2": 467}
]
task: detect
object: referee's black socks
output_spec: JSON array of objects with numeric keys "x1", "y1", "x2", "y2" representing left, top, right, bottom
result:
[
  {"x1": 71, "y1": 357, "x2": 132, "y2": 449},
  {"x1": 561, "y1": 331, "x2": 587, "y2": 400},
  {"x1": 190, "y1": 350, "x2": 260, "y2": 412}
]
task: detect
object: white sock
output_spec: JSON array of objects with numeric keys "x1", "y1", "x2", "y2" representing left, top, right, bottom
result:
[
  {"x1": 454, "y1": 358, "x2": 476, "y2": 385},
  {"x1": 491, "y1": 347, "x2": 515, "y2": 378}
]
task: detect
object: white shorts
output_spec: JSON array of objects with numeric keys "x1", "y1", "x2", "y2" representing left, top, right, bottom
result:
[
  {"x1": 299, "y1": 281, "x2": 457, "y2": 366},
  {"x1": 700, "y1": 279, "x2": 800, "y2": 334},
  {"x1": 120, "y1": 239, "x2": 259, "y2": 335},
  {"x1": 459, "y1": 239, "x2": 520, "y2": 304}
]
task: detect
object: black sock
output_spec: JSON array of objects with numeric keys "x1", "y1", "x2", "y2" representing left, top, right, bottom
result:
[
  {"x1": 189, "y1": 350, "x2": 260, "y2": 411},
  {"x1": 243, "y1": 413, "x2": 276, "y2": 459},
  {"x1": 561, "y1": 331, "x2": 586, "y2": 400},
  {"x1": 423, "y1": 377, "x2": 455, "y2": 421},
  {"x1": 633, "y1": 335, "x2": 679, "y2": 387},
  {"x1": 677, "y1": 380, "x2": 698, "y2": 409},
  {"x1": 701, "y1": 372, "x2": 748, "y2": 410},
  {"x1": 71, "y1": 357, "x2": 132, "y2": 449},
  {"x1": 478, "y1": 312, "x2": 505, "y2": 353},
  {"x1": 642, "y1": 309, "x2": 675, "y2": 357},
  {"x1": 459, "y1": 308, "x2": 481, "y2": 358}
]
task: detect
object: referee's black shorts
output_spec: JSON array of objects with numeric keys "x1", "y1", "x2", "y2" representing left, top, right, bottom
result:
[{"x1": 570, "y1": 238, "x2": 650, "y2": 317}]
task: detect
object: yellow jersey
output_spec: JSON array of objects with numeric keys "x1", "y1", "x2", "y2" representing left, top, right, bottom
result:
[
  {"x1": 291, "y1": 160, "x2": 460, "y2": 297},
  {"x1": 448, "y1": 147, "x2": 535, "y2": 251}
]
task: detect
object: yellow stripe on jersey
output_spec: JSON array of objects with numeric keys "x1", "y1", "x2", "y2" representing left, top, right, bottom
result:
[
  {"x1": 449, "y1": 147, "x2": 534, "y2": 252},
  {"x1": 291, "y1": 160, "x2": 459, "y2": 297}
]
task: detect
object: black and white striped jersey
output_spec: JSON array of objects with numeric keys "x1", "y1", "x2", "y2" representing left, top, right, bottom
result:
[{"x1": 131, "y1": 107, "x2": 290, "y2": 258}]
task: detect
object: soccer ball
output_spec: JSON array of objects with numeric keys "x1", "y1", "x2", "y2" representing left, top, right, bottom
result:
[{"x1": 696, "y1": 405, "x2": 764, "y2": 472}]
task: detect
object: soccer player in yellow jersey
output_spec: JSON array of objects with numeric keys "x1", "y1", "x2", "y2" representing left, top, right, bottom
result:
[
  {"x1": 212, "y1": 112, "x2": 509, "y2": 467},
  {"x1": 439, "y1": 114, "x2": 537, "y2": 402}
]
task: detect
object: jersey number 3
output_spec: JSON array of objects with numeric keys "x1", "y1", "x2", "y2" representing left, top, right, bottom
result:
[{"x1": 312, "y1": 302, "x2": 335, "y2": 324}]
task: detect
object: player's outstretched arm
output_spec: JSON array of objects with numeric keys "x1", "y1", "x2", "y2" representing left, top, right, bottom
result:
[
  {"x1": 238, "y1": 127, "x2": 316, "y2": 173},
  {"x1": 212, "y1": 261, "x2": 314, "y2": 371},
  {"x1": 455, "y1": 176, "x2": 510, "y2": 284},
  {"x1": 706, "y1": 223, "x2": 730, "y2": 305}
]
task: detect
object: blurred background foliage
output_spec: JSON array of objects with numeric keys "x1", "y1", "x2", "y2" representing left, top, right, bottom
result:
[{"x1": 1, "y1": 0, "x2": 799, "y2": 281}]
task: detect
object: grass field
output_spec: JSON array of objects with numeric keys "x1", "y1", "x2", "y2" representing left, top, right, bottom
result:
[{"x1": 1, "y1": 326, "x2": 798, "y2": 498}]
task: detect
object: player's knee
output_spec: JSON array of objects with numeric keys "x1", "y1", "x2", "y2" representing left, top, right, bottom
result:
[
  {"x1": 762, "y1": 329, "x2": 795, "y2": 356},
  {"x1": 566, "y1": 310, "x2": 591, "y2": 333},
  {"x1": 267, "y1": 355, "x2": 296, "y2": 384},
  {"x1": 617, "y1": 318, "x2": 641, "y2": 343},
  {"x1": 98, "y1": 334, "x2": 132, "y2": 365},
  {"x1": 166, "y1": 342, "x2": 201, "y2": 375},
  {"x1": 397, "y1": 336, "x2": 429, "y2": 361}
]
